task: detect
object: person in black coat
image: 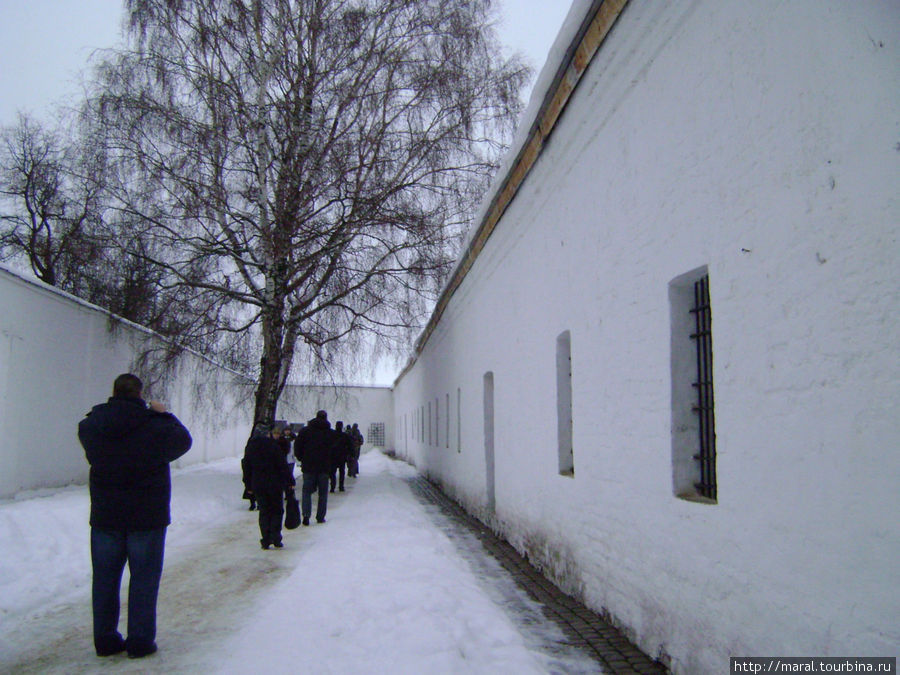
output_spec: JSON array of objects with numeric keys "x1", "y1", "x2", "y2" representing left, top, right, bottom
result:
[
  {"x1": 330, "y1": 421, "x2": 353, "y2": 492},
  {"x1": 241, "y1": 455, "x2": 258, "y2": 510},
  {"x1": 242, "y1": 423, "x2": 293, "y2": 549},
  {"x1": 294, "y1": 410, "x2": 333, "y2": 524},
  {"x1": 348, "y1": 423, "x2": 364, "y2": 477},
  {"x1": 78, "y1": 373, "x2": 192, "y2": 659},
  {"x1": 279, "y1": 424, "x2": 297, "y2": 489}
]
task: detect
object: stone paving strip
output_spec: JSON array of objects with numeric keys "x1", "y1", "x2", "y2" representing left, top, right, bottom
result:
[{"x1": 405, "y1": 472, "x2": 668, "y2": 674}]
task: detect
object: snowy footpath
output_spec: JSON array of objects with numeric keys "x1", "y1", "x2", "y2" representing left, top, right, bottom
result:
[{"x1": 0, "y1": 451, "x2": 600, "y2": 674}]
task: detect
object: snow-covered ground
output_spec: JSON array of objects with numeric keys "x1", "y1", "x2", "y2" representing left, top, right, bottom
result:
[{"x1": 0, "y1": 451, "x2": 601, "y2": 674}]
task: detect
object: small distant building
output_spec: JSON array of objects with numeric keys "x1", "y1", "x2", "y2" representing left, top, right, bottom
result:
[{"x1": 393, "y1": 0, "x2": 899, "y2": 671}]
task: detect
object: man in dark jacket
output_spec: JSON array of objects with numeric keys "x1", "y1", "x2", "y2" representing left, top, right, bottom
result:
[
  {"x1": 294, "y1": 410, "x2": 333, "y2": 525},
  {"x1": 78, "y1": 373, "x2": 192, "y2": 659},
  {"x1": 330, "y1": 421, "x2": 353, "y2": 493},
  {"x1": 242, "y1": 422, "x2": 292, "y2": 549},
  {"x1": 348, "y1": 423, "x2": 364, "y2": 477}
]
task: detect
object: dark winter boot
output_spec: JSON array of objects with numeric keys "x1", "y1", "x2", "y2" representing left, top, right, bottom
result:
[
  {"x1": 95, "y1": 634, "x2": 126, "y2": 657},
  {"x1": 126, "y1": 639, "x2": 158, "y2": 659}
]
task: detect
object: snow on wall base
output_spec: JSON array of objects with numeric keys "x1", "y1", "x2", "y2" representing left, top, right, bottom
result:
[{"x1": 403, "y1": 450, "x2": 673, "y2": 667}]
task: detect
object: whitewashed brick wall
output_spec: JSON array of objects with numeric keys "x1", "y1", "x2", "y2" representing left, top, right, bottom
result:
[
  {"x1": 0, "y1": 264, "x2": 394, "y2": 499},
  {"x1": 393, "y1": 1, "x2": 900, "y2": 671},
  {"x1": 0, "y1": 265, "x2": 256, "y2": 498}
]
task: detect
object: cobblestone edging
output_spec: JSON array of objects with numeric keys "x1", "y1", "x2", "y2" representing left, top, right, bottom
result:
[{"x1": 405, "y1": 475, "x2": 668, "y2": 674}]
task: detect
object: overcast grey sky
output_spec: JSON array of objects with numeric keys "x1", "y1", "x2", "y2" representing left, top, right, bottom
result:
[{"x1": 0, "y1": 0, "x2": 572, "y2": 127}]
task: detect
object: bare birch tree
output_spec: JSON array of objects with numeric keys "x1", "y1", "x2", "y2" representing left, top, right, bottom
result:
[
  {"x1": 0, "y1": 113, "x2": 215, "y2": 344},
  {"x1": 86, "y1": 0, "x2": 528, "y2": 422},
  {"x1": 0, "y1": 113, "x2": 106, "y2": 291}
]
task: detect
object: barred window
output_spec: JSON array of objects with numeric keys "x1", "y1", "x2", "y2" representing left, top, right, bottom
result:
[
  {"x1": 670, "y1": 268, "x2": 717, "y2": 503},
  {"x1": 690, "y1": 275, "x2": 716, "y2": 500},
  {"x1": 368, "y1": 422, "x2": 385, "y2": 447}
]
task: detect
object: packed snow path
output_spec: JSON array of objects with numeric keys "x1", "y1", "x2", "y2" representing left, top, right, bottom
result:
[{"x1": 1, "y1": 451, "x2": 608, "y2": 674}]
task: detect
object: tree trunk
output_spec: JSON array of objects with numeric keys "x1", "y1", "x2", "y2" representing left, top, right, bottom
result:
[
  {"x1": 251, "y1": 6, "x2": 278, "y2": 425},
  {"x1": 253, "y1": 356, "x2": 282, "y2": 424},
  {"x1": 253, "y1": 301, "x2": 286, "y2": 423}
]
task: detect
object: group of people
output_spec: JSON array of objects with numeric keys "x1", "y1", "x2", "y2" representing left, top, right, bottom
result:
[
  {"x1": 241, "y1": 410, "x2": 364, "y2": 549},
  {"x1": 77, "y1": 373, "x2": 368, "y2": 661}
]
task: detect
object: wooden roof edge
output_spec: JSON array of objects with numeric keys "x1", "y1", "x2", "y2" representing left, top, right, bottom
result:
[{"x1": 394, "y1": 0, "x2": 630, "y2": 388}]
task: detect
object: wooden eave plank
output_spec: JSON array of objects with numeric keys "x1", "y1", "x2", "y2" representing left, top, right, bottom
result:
[{"x1": 402, "y1": 0, "x2": 630, "y2": 373}]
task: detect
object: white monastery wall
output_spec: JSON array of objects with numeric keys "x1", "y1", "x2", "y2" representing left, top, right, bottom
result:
[
  {"x1": 0, "y1": 264, "x2": 394, "y2": 498},
  {"x1": 393, "y1": 1, "x2": 899, "y2": 671},
  {"x1": 0, "y1": 265, "x2": 254, "y2": 498}
]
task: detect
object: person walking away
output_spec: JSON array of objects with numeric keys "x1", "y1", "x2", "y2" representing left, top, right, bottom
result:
[
  {"x1": 294, "y1": 410, "x2": 333, "y2": 524},
  {"x1": 330, "y1": 421, "x2": 353, "y2": 492},
  {"x1": 282, "y1": 423, "x2": 301, "y2": 528},
  {"x1": 344, "y1": 423, "x2": 356, "y2": 478},
  {"x1": 349, "y1": 423, "x2": 364, "y2": 477},
  {"x1": 240, "y1": 439, "x2": 257, "y2": 511},
  {"x1": 280, "y1": 423, "x2": 297, "y2": 488},
  {"x1": 78, "y1": 373, "x2": 192, "y2": 659},
  {"x1": 242, "y1": 423, "x2": 292, "y2": 549}
]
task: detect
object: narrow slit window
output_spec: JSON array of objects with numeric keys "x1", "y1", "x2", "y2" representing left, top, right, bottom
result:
[
  {"x1": 457, "y1": 388, "x2": 462, "y2": 453},
  {"x1": 484, "y1": 372, "x2": 495, "y2": 511},
  {"x1": 557, "y1": 330, "x2": 574, "y2": 476}
]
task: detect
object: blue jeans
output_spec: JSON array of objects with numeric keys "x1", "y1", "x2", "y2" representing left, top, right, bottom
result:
[
  {"x1": 91, "y1": 527, "x2": 166, "y2": 652},
  {"x1": 301, "y1": 472, "x2": 329, "y2": 521}
]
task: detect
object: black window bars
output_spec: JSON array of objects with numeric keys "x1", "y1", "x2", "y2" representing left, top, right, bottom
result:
[
  {"x1": 368, "y1": 422, "x2": 385, "y2": 447},
  {"x1": 690, "y1": 275, "x2": 717, "y2": 501}
]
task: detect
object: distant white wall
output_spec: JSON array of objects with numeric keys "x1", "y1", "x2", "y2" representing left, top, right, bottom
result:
[
  {"x1": 0, "y1": 264, "x2": 396, "y2": 499},
  {"x1": 394, "y1": 1, "x2": 900, "y2": 672},
  {"x1": 0, "y1": 265, "x2": 254, "y2": 498},
  {"x1": 279, "y1": 384, "x2": 393, "y2": 451}
]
